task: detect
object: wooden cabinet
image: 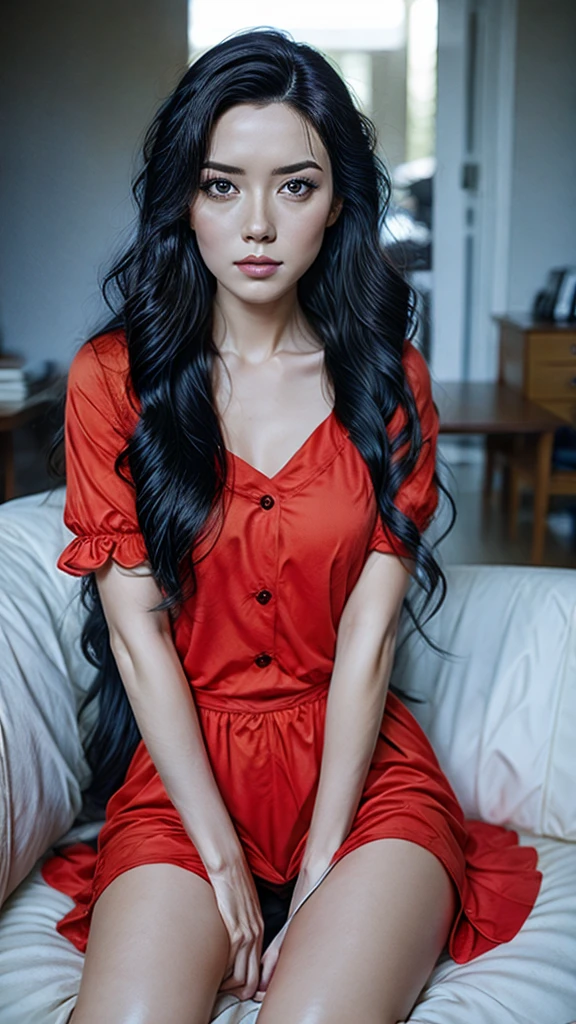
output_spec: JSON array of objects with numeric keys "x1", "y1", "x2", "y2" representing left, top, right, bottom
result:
[{"x1": 496, "y1": 315, "x2": 576, "y2": 426}]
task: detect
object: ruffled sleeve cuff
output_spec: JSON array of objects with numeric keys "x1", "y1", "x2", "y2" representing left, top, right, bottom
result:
[{"x1": 56, "y1": 532, "x2": 149, "y2": 577}]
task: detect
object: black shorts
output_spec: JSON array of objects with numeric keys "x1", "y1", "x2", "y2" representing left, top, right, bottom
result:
[{"x1": 254, "y1": 875, "x2": 298, "y2": 951}]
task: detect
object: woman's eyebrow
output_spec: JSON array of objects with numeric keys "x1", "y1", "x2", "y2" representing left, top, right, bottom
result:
[{"x1": 201, "y1": 160, "x2": 324, "y2": 175}]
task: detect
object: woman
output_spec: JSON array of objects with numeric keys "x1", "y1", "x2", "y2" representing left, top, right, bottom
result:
[{"x1": 43, "y1": 27, "x2": 542, "y2": 1024}]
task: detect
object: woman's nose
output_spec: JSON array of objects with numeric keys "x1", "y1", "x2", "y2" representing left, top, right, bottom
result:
[{"x1": 242, "y1": 193, "x2": 276, "y2": 243}]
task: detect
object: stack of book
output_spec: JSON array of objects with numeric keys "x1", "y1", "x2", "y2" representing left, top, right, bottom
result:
[{"x1": 0, "y1": 353, "x2": 56, "y2": 403}]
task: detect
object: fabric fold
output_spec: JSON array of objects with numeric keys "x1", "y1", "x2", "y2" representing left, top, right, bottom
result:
[
  {"x1": 57, "y1": 533, "x2": 148, "y2": 577},
  {"x1": 448, "y1": 820, "x2": 542, "y2": 963}
]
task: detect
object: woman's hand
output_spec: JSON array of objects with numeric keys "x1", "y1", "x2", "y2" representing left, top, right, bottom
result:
[
  {"x1": 253, "y1": 923, "x2": 288, "y2": 1001},
  {"x1": 209, "y1": 854, "x2": 265, "y2": 1003},
  {"x1": 253, "y1": 859, "x2": 333, "y2": 1002}
]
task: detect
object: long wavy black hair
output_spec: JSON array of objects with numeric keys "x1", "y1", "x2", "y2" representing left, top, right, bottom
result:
[{"x1": 49, "y1": 26, "x2": 456, "y2": 816}]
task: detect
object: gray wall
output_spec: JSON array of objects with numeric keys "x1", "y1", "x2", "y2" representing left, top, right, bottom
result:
[
  {"x1": 371, "y1": 49, "x2": 408, "y2": 172},
  {"x1": 0, "y1": 0, "x2": 188, "y2": 370},
  {"x1": 507, "y1": 0, "x2": 576, "y2": 312}
]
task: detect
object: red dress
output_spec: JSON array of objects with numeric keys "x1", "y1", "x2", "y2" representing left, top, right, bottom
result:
[{"x1": 41, "y1": 330, "x2": 541, "y2": 962}]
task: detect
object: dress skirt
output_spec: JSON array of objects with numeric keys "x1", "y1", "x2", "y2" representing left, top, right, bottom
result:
[{"x1": 42, "y1": 686, "x2": 542, "y2": 962}]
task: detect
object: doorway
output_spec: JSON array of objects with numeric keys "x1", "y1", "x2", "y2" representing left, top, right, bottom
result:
[{"x1": 433, "y1": 0, "x2": 517, "y2": 382}]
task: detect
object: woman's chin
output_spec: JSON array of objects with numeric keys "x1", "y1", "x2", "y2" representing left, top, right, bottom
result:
[{"x1": 218, "y1": 277, "x2": 297, "y2": 305}]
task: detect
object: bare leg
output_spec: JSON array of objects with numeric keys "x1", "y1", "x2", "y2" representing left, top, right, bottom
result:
[
  {"x1": 256, "y1": 838, "x2": 457, "y2": 1024},
  {"x1": 68, "y1": 863, "x2": 230, "y2": 1024}
]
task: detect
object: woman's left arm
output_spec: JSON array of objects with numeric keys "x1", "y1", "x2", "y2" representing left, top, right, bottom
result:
[
  {"x1": 299, "y1": 342, "x2": 438, "y2": 876},
  {"x1": 300, "y1": 549, "x2": 412, "y2": 878},
  {"x1": 255, "y1": 552, "x2": 412, "y2": 999}
]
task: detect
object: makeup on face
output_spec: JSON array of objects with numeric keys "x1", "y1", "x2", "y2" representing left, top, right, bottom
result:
[{"x1": 188, "y1": 103, "x2": 340, "y2": 301}]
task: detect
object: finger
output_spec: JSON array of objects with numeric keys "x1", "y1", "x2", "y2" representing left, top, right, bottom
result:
[
  {"x1": 221, "y1": 942, "x2": 248, "y2": 992},
  {"x1": 222, "y1": 919, "x2": 249, "y2": 980},
  {"x1": 259, "y1": 946, "x2": 279, "y2": 991},
  {"x1": 253, "y1": 957, "x2": 276, "y2": 1001},
  {"x1": 261, "y1": 928, "x2": 284, "y2": 967},
  {"x1": 245, "y1": 937, "x2": 263, "y2": 998}
]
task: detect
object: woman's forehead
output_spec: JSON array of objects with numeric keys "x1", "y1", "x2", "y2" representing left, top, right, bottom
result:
[{"x1": 206, "y1": 103, "x2": 326, "y2": 167}]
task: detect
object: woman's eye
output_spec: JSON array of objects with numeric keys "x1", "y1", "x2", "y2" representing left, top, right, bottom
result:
[
  {"x1": 281, "y1": 177, "x2": 319, "y2": 197},
  {"x1": 199, "y1": 178, "x2": 236, "y2": 198}
]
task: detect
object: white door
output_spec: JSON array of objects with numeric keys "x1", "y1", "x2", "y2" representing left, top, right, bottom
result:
[{"x1": 431, "y1": 0, "x2": 517, "y2": 382}]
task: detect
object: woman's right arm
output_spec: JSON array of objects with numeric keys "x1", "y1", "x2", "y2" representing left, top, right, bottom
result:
[
  {"x1": 94, "y1": 557, "x2": 265, "y2": 999},
  {"x1": 95, "y1": 557, "x2": 241, "y2": 872},
  {"x1": 57, "y1": 339, "x2": 263, "y2": 996}
]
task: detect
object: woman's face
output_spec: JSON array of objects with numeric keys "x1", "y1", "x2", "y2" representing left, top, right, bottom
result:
[{"x1": 188, "y1": 102, "x2": 342, "y2": 303}]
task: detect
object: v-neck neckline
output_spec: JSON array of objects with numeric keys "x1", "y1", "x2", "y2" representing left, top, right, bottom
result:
[{"x1": 225, "y1": 408, "x2": 336, "y2": 484}]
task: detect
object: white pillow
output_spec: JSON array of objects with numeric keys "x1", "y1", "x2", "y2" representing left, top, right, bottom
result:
[
  {"x1": 0, "y1": 488, "x2": 96, "y2": 908},
  {"x1": 391, "y1": 564, "x2": 576, "y2": 840}
]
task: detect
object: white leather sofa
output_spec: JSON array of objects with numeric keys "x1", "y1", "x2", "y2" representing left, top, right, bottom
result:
[{"x1": 0, "y1": 487, "x2": 575, "y2": 1024}]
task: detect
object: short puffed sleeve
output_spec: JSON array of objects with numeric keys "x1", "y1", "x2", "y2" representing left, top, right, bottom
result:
[
  {"x1": 368, "y1": 340, "x2": 439, "y2": 558},
  {"x1": 57, "y1": 337, "x2": 148, "y2": 577}
]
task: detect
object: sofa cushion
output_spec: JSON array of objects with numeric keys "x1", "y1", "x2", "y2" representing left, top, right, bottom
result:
[
  {"x1": 391, "y1": 564, "x2": 576, "y2": 839},
  {"x1": 0, "y1": 831, "x2": 572, "y2": 1024},
  {"x1": 0, "y1": 488, "x2": 96, "y2": 908}
]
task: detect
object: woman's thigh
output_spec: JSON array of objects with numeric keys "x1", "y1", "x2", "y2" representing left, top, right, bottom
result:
[
  {"x1": 69, "y1": 863, "x2": 230, "y2": 1024},
  {"x1": 256, "y1": 838, "x2": 458, "y2": 1024}
]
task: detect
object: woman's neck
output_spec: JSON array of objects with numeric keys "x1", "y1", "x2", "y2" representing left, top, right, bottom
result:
[{"x1": 211, "y1": 287, "x2": 322, "y2": 362}]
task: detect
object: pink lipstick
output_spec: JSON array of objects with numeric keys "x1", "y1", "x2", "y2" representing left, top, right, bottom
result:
[{"x1": 234, "y1": 255, "x2": 282, "y2": 279}]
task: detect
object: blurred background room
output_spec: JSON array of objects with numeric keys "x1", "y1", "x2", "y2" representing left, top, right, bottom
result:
[{"x1": 1, "y1": 0, "x2": 575, "y2": 567}]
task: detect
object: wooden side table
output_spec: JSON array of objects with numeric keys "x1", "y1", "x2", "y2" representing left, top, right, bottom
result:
[
  {"x1": 493, "y1": 315, "x2": 576, "y2": 560},
  {"x1": 495, "y1": 314, "x2": 576, "y2": 424},
  {"x1": 433, "y1": 380, "x2": 566, "y2": 564},
  {"x1": 0, "y1": 376, "x2": 66, "y2": 502}
]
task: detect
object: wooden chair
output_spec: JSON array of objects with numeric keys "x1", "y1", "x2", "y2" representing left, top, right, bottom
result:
[
  {"x1": 490, "y1": 313, "x2": 576, "y2": 559},
  {"x1": 485, "y1": 433, "x2": 576, "y2": 552}
]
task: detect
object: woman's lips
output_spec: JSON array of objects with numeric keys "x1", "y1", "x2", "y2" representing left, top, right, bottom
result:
[{"x1": 235, "y1": 262, "x2": 281, "y2": 278}]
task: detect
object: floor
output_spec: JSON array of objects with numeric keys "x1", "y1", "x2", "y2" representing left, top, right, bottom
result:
[{"x1": 5, "y1": 423, "x2": 576, "y2": 570}]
